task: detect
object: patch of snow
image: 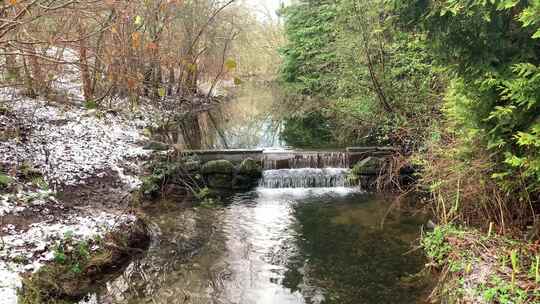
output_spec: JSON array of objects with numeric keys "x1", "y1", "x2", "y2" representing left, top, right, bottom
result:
[
  {"x1": 0, "y1": 189, "x2": 58, "y2": 217},
  {"x1": 0, "y1": 98, "x2": 150, "y2": 188},
  {"x1": 0, "y1": 212, "x2": 137, "y2": 304},
  {"x1": 0, "y1": 261, "x2": 22, "y2": 304}
]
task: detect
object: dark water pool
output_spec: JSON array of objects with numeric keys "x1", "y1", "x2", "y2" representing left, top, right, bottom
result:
[{"x1": 82, "y1": 188, "x2": 430, "y2": 304}]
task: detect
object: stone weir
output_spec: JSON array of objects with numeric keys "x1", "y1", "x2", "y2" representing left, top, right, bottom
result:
[{"x1": 183, "y1": 147, "x2": 397, "y2": 169}]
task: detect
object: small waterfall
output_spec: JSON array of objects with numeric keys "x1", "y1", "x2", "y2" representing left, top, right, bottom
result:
[
  {"x1": 259, "y1": 168, "x2": 352, "y2": 188},
  {"x1": 263, "y1": 152, "x2": 349, "y2": 169}
]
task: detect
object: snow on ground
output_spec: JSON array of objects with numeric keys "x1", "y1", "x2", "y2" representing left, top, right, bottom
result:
[
  {"x1": 0, "y1": 48, "x2": 162, "y2": 303},
  {"x1": 0, "y1": 91, "x2": 152, "y2": 302},
  {"x1": 0, "y1": 94, "x2": 150, "y2": 186},
  {"x1": 0, "y1": 189, "x2": 57, "y2": 217},
  {"x1": 0, "y1": 212, "x2": 137, "y2": 303}
]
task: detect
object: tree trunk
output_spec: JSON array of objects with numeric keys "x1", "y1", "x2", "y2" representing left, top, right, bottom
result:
[
  {"x1": 78, "y1": 23, "x2": 93, "y2": 102},
  {"x1": 179, "y1": 113, "x2": 202, "y2": 149},
  {"x1": 4, "y1": 48, "x2": 19, "y2": 82},
  {"x1": 22, "y1": 56, "x2": 36, "y2": 98},
  {"x1": 167, "y1": 66, "x2": 175, "y2": 96},
  {"x1": 27, "y1": 46, "x2": 43, "y2": 96}
]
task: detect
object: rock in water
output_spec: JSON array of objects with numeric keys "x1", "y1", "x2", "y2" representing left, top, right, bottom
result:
[
  {"x1": 207, "y1": 174, "x2": 233, "y2": 189},
  {"x1": 201, "y1": 160, "x2": 234, "y2": 175},
  {"x1": 238, "y1": 158, "x2": 262, "y2": 178}
]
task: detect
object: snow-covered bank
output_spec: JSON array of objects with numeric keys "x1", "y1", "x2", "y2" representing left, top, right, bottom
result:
[
  {"x1": 0, "y1": 212, "x2": 137, "y2": 303},
  {"x1": 0, "y1": 88, "x2": 158, "y2": 303},
  {"x1": 0, "y1": 95, "x2": 150, "y2": 186}
]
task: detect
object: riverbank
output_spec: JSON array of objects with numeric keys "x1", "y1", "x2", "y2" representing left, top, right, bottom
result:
[
  {"x1": 422, "y1": 225, "x2": 540, "y2": 303},
  {"x1": 0, "y1": 85, "x2": 159, "y2": 302}
]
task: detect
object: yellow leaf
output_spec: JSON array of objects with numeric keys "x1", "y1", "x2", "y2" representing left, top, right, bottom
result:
[
  {"x1": 224, "y1": 59, "x2": 237, "y2": 70},
  {"x1": 132, "y1": 32, "x2": 141, "y2": 49}
]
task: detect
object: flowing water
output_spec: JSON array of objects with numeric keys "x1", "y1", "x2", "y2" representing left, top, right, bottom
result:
[
  {"x1": 83, "y1": 82, "x2": 431, "y2": 303},
  {"x1": 84, "y1": 188, "x2": 429, "y2": 304},
  {"x1": 259, "y1": 169, "x2": 351, "y2": 188}
]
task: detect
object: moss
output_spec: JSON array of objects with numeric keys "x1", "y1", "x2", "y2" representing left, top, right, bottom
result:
[
  {"x1": 201, "y1": 160, "x2": 234, "y2": 175},
  {"x1": 238, "y1": 158, "x2": 262, "y2": 177},
  {"x1": 0, "y1": 173, "x2": 14, "y2": 189}
]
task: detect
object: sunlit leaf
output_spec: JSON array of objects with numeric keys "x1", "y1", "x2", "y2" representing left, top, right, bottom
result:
[
  {"x1": 158, "y1": 87, "x2": 166, "y2": 97},
  {"x1": 134, "y1": 15, "x2": 143, "y2": 26},
  {"x1": 132, "y1": 32, "x2": 141, "y2": 49},
  {"x1": 224, "y1": 59, "x2": 237, "y2": 70}
]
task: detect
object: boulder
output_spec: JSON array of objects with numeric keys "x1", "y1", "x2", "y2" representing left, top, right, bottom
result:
[
  {"x1": 232, "y1": 174, "x2": 259, "y2": 190},
  {"x1": 238, "y1": 158, "x2": 262, "y2": 178},
  {"x1": 201, "y1": 160, "x2": 234, "y2": 175},
  {"x1": 207, "y1": 174, "x2": 233, "y2": 189}
]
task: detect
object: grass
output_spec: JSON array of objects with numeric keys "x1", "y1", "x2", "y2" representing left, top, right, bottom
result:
[{"x1": 422, "y1": 225, "x2": 540, "y2": 303}]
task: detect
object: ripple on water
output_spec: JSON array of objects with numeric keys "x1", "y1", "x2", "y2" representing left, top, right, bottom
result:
[{"x1": 81, "y1": 189, "x2": 429, "y2": 304}]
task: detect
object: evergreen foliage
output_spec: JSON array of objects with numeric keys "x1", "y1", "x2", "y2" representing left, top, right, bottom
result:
[{"x1": 280, "y1": 0, "x2": 540, "y2": 228}]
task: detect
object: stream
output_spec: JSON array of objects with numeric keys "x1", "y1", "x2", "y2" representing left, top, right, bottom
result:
[{"x1": 84, "y1": 83, "x2": 431, "y2": 304}]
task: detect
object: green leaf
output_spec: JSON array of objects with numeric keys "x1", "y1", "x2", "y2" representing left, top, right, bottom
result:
[
  {"x1": 158, "y1": 87, "x2": 166, "y2": 97},
  {"x1": 134, "y1": 15, "x2": 143, "y2": 26},
  {"x1": 224, "y1": 59, "x2": 237, "y2": 70},
  {"x1": 0, "y1": 174, "x2": 13, "y2": 188},
  {"x1": 85, "y1": 100, "x2": 97, "y2": 110}
]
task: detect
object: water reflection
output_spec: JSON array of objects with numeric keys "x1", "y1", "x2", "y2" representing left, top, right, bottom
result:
[
  {"x1": 200, "y1": 82, "x2": 284, "y2": 149},
  {"x1": 83, "y1": 189, "x2": 428, "y2": 304}
]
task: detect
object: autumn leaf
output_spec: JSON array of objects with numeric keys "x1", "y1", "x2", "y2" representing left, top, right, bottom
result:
[
  {"x1": 158, "y1": 87, "x2": 166, "y2": 97},
  {"x1": 146, "y1": 42, "x2": 158, "y2": 50},
  {"x1": 9, "y1": 0, "x2": 17, "y2": 5},
  {"x1": 224, "y1": 59, "x2": 237, "y2": 70},
  {"x1": 134, "y1": 15, "x2": 143, "y2": 26},
  {"x1": 127, "y1": 78, "x2": 137, "y2": 89},
  {"x1": 132, "y1": 31, "x2": 141, "y2": 49}
]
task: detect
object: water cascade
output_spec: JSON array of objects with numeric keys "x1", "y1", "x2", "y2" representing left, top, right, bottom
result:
[
  {"x1": 262, "y1": 152, "x2": 350, "y2": 170},
  {"x1": 259, "y1": 168, "x2": 352, "y2": 188}
]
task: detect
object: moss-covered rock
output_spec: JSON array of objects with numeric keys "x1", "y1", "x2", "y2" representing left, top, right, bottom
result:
[
  {"x1": 232, "y1": 175, "x2": 254, "y2": 190},
  {"x1": 207, "y1": 173, "x2": 233, "y2": 189},
  {"x1": 184, "y1": 160, "x2": 201, "y2": 172},
  {"x1": 201, "y1": 160, "x2": 234, "y2": 175},
  {"x1": 238, "y1": 158, "x2": 262, "y2": 178}
]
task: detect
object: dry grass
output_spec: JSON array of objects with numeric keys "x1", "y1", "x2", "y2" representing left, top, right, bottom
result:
[{"x1": 417, "y1": 134, "x2": 537, "y2": 235}]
